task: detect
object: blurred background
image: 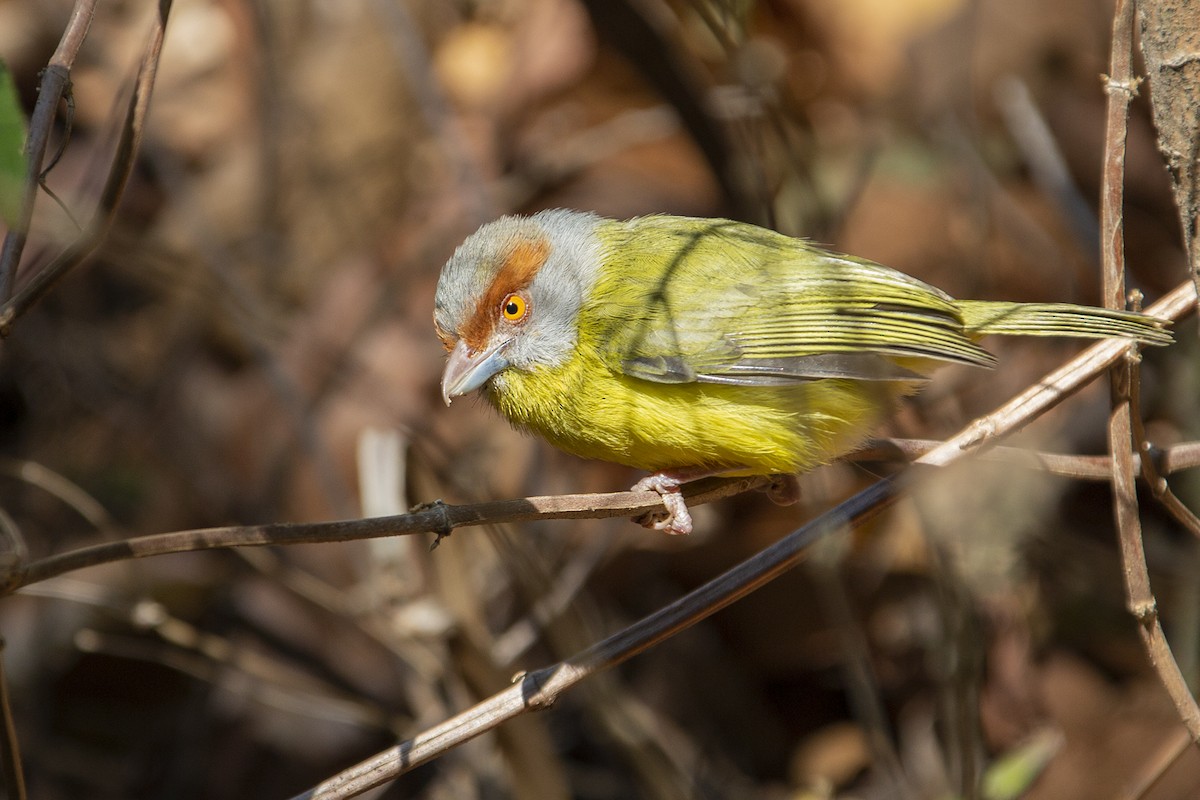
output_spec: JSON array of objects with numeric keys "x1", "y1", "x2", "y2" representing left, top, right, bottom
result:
[{"x1": 0, "y1": 0, "x2": 1198, "y2": 797}]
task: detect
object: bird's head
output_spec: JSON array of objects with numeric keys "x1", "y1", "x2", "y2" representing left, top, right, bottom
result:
[{"x1": 434, "y1": 209, "x2": 603, "y2": 405}]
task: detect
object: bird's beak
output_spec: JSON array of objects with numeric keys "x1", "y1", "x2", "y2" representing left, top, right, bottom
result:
[{"x1": 441, "y1": 338, "x2": 512, "y2": 406}]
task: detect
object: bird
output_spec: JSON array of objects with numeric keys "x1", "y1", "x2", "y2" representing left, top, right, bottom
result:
[{"x1": 433, "y1": 210, "x2": 1171, "y2": 535}]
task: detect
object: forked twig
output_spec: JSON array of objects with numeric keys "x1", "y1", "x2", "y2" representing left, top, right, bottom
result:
[{"x1": 0, "y1": 1, "x2": 175, "y2": 335}]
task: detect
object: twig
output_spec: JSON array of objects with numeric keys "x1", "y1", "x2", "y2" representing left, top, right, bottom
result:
[
  {"x1": 0, "y1": 1, "x2": 174, "y2": 336},
  {"x1": 1118, "y1": 725, "x2": 1193, "y2": 800},
  {"x1": 288, "y1": 279, "x2": 1196, "y2": 799},
  {"x1": 1129, "y1": 360, "x2": 1200, "y2": 539},
  {"x1": 994, "y1": 76, "x2": 1099, "y2": 253},
  {"x1": 0, "y1": 639, "x2": 24, "y2": 800},
  {"x1": 0, "y1": 0, "x2": 96, "y2": 302},
  {"x1": 8, "y1": 476, "x2": 772, "y2": 594},
  {"x1": 917, "y1": 281, "x2": 1193, "y2": 466},
  {"x1": 808, "y1": 547, "x2": 915, "y2": 800},
  {"x1": 854, "y1": 438, "x2": 1200, "y2": 481},
  {"x1": 0, "y1": 457, "x2": 115, "y2": 534},
  {"x1": 1102, "y1": 0, "x2": 1200, "y2": 747},
  {"x1": 12, "y1": 411, "x2": 1200, "y2": 601}
]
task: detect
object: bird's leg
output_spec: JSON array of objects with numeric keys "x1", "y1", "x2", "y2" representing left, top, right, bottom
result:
[
  {"x1": 631, "y1": 466, "x2": 727, "y2": 536},
  {"x1": 632, "y1": 473, "x2": 692, "y2": 535},
  {"x1": 633, "y1": 469, "x2": 803, "y2": 535}
]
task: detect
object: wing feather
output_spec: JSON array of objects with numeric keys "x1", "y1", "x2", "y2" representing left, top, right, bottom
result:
[{"x1": 587, "y1": 216, "x2": 993, "y2": 386}]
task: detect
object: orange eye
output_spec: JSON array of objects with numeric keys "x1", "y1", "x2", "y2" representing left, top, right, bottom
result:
[{"x1": 501, "y1": 293, "x2": 528, "y2": 322}]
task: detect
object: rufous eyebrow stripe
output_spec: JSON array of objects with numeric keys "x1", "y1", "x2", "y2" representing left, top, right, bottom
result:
[{"x1": 460, "y1": 235, "x2": 551, "y2": 351}]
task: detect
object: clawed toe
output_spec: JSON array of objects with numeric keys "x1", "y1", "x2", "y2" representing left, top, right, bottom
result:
[{"x1": 632, "y1": 473, "x2": 694, "y2": 535}]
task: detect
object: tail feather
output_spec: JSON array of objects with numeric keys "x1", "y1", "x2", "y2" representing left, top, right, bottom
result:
[{"x1": 957, "y1": 300, "x2": 1172, "y2": 346}]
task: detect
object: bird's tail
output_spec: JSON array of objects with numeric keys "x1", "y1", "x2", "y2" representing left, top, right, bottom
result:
[{"x1": 957, "y1": 300, "x2": 1173, "y2": 346}]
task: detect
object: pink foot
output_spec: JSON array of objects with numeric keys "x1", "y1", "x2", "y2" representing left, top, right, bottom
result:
[{"x1": 632, "y1": 473, "x2": 693, "y2": 535}]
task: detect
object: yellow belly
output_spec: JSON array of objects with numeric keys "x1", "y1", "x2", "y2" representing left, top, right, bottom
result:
[{"x1": 487, "y1": 346, "x2": 911, "y2": 474}]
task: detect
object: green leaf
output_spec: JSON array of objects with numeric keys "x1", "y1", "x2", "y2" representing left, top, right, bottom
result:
[
  {"x1": 0, "y1": 59, "x2": 28, "y2": 229},
  {"x1": 982, "y1": 729, "x2": 1063, "y2": 800}
]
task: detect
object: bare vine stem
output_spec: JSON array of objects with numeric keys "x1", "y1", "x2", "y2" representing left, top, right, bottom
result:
[
  {"x1": 0, "y1": 0, "x2": 95, "y2": 301},
  {"x1": 1101, "y1": 0, "x2": 1200, "y2": 747},
  {"x1": 6, "y1": 475, "x2": 771, "y2": 593}
]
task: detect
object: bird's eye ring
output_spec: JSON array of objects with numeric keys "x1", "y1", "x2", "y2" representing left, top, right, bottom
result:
[{"x1": 501, "y1": 293, "x2": 529, "y2": 322}]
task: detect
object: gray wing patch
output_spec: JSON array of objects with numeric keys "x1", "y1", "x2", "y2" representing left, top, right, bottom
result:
[{"x1": 623, "y1": 352, "x2": 930, "y2": 386}]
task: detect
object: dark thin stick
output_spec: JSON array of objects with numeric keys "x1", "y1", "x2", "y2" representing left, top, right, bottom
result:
[
  {"x1": 809, "y1": 555, "x2": 915, "y2": 800},
  {"x1": 8, "y1": 476, "x2": 771, "y2": 594},
  {"x1": 0, "y1": 639, "x2": 25, "y2": 800},
  {"x1": 1129, "y1": 376, "x2": 1200, "y2": 538},
  {"x1": 1101, "y1": 0, "x2": 1200, "y2": 746},
  {"x1": 0, "y1": 1, "x2": 174, "y2": 335},
  {"x1": 0, "y1": 458, "x2": 115, "y2": 533},
  {"x1": 0, "y1": 0, "x2": 96, "y2": 301}
]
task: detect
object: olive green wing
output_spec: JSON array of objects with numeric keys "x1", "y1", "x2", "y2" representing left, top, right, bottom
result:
[{"x1": 588, "y1": 216, "x2": 996, "y2": 386}]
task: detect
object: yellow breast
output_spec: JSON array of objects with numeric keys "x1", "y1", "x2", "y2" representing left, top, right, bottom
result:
[{"x1": 487, "y1": 339, "x2": 909, "y2": 475}]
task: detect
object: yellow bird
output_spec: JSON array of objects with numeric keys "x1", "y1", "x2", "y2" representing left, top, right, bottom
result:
[{"x1": 434, "y1": 210, "x2": 1171, "y2": 534}]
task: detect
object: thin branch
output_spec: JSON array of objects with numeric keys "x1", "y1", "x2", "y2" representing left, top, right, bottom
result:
[
  {"x1": 0, "y1": 639, "x2": 24, "y2": 800},
  {"x1": 0, "y1": 507, "x2": 27, "y2": 585},
  {"x1": 809, "y1": 549, "x2": 915, "y2": 800},
  {"x1": 1128, "y1": 371, "x2": 1200, "y2": 539},
  {"x1": 288, "y1": 279, "x2": 1196, "y2": 800},
  {"x1": 11, "y1": 428, "x2": 1200, "y2": 600},
  {"x1": 7, "y1": 476, "x2": 772, "y2": 594},
  {"x1": 0, "y1": 0, "x2": 96, "y2": 302},
  {"x1": 1102, "y1": 0, "x2": 1200, "y2": 746},
  {"x1": 0, "y1": 1, "x2": 174, "y2": 336},
  {"x1": 0, "y1": 457, "x2": 115, "y2": 534},
  {"x1": 1129, "y1": 364, "x2": 1200, "y2": 539},
  {"x1": 1118, "y1": 725, "x2": 1193, "y2": 800},
  {"x1": 916, "y1": 281, "x2": 1194, "y2": 467},
  {"x1": 854, "y1": 438, "x2": 1200, "y2": 482}
]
